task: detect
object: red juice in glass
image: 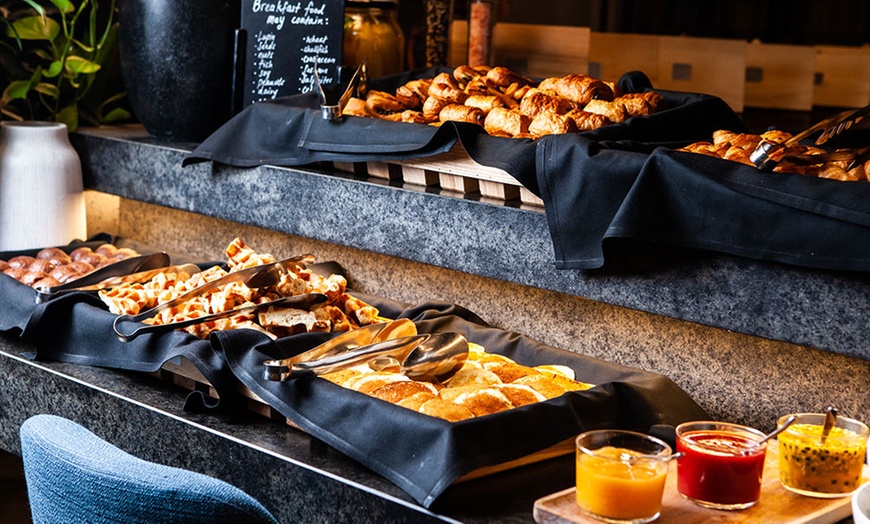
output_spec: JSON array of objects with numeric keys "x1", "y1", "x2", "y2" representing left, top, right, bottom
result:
[{"x1": 676, "y1": 422, "x2": 767, "y2": 510}]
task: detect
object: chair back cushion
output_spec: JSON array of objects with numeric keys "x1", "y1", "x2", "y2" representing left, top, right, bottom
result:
[{"x1": 20, "y1": 414, "x2": 279, "y2": 524}]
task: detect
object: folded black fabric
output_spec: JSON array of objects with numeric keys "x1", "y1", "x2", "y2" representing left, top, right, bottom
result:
[
  {"x1": 213, "y1": 293, "x2": 708, "y2": 507},
  {"x1": 539, "y1": 134, "x2": 870, "y2": 271}
]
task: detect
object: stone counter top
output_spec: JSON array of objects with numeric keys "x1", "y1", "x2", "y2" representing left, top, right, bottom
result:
[{"x1": 73, "y1": 126, "x2": 870, "y2": 363}]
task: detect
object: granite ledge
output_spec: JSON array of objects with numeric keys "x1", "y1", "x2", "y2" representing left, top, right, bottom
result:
[{"x1": 71, "y1": 126, "x2": 870, "y2": 362}]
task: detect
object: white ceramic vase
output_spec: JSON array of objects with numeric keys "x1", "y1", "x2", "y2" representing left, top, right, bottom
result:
[{"x1": 0, "y1": 121, "x2": 87, "y2": 251}]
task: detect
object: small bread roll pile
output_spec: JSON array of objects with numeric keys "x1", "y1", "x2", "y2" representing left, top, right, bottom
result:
[
  {"x1": 322, "y1": 342, "x2": 593, "y2": 422},
  {"x1": 680, "y1": 129, "x2": 870, "y2": 181},
  {"x1": 342, "y1": 65, "x2": 664, "y2": 139},
  {"x1": 0, "y1": 244, "x2": 140, "y2": 289}
]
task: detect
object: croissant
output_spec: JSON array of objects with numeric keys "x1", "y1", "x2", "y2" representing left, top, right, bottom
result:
[
  {"x1": 519, "y1": 89, "x2": 574, "y2": 118},
  {"x1": 428, "y1": 72, "x2": 467, "y2": 103},
  {"x1": 540, "y1": 74, "x2": 614, "y2": 105},
  {"x1": 566, "y1": 110, "x2": 611, "y2": 131},
  {"x1": 453, "y1": 64, "x2": 484, "y2": 83},
  {"x1": 439, "y1": 104, "x2": 485, "y2": 126},
  {"x1": 395, "y1": 79, "x2": 432, "y2": 110},
  {"x1": 486, "y1": 66, "x2": 532, "y2": 88},
  {"x1": 342, "y1": 97, "x2": 371, "y2": 118},
  {"x1": 484, "y1": 107, "x2": 531, "y2": 137},
  {"x1": 528, "y1": 111, "x2": 578, "y2": 137},
  {"x1": 401, "y1": 110, "x2": 438, "y2": 124},
  {"x1": 583, "y1": 99, "x2": 626, "y2": 123},
  {"x1": 464, "y1": 94, "x2": 508, "y2": 114},
  {"x1": 422, "y1": 95, "x2": 450, "y2": 117},
  {"x1": 365, "y1": 90, "x2": 405, "y2": 119}
]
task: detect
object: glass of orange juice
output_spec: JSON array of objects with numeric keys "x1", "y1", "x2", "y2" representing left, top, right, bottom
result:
[{"x1": 576, "y1": 430, "x2": 673, "y2": 523}]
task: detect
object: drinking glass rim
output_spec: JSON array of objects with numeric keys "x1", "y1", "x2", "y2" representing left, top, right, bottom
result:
[{"x1": 576, "y1": 429, "x2": 673, "y2": 462}]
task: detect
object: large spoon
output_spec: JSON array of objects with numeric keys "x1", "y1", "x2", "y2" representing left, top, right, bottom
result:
[{"x1": 263, "y1": 332, "x2": 468, "y2": 383}]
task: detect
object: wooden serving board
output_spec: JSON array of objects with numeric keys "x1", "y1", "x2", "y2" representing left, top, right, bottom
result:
[
  {"x1": 533, "y1": 444, "x2": 867, "y2": 524},
  {"x1": 332, "y1": 142, "x2": 544, "y2": 207}
]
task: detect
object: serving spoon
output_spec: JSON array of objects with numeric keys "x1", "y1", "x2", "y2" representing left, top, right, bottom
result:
[{"x1": 263, "y1": 331, "x2": 468, "y2": 383}]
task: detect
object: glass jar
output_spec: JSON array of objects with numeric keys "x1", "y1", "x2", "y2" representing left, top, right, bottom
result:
[{"x1": 343, "y1": 1, "x2": 405, "y2": 79}]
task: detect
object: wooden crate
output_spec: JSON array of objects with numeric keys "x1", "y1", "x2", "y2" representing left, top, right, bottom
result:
[
  {"x1": 588, "y1": 33, "x2": 746, "y2": 112},
  {"x1": 333, "y1": 143, "x2": 544, "y2": 207},
  {"x1": 813, "y1": 45, "x2": 870, "y2": 108},
  {"x1": 449, "y1": 22, "x2": 590, "y2": 78},
  {"x1": 155, "y1": 356, "x2": 573, "y2": 483},
  {"x1": 745, "y1": 41, "x2": 816, "y2": 111}
]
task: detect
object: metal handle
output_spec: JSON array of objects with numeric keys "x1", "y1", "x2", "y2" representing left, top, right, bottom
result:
[{"x1": 113, "y1": 293, "x2": 327, "y2": 342}]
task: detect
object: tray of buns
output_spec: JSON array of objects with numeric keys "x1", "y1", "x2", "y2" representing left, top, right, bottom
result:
[{"x1": 2, "y1": 235, "x2": 708, "y2": 507}]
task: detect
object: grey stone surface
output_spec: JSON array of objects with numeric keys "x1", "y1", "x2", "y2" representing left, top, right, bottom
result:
[{"x1": 72, "y1": 127, "x2": 870, "y2": 363}]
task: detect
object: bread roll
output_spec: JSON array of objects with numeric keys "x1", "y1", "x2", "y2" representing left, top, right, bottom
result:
[
  {"x1": 583, "y1": 99, "x2": 626, "y2": 123},
  {"x1": 418, "y1": 398, "x2": 475, "y2": 422},
  {"x1": 496, "y1": 383, "x2": 547, "y2": 407},
  {"x1": 514, "y1": 374, "x2": 567, "y2": 399},
  {"x1": 370, "y1": 381, "x2": 438, "y2": 404},
  {"x1": 453, "y1": 388, "x2": 513, "y2": 416}
]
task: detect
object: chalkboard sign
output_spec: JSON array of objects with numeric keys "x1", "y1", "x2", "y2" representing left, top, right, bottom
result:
[{"x1": 239, "y1": 0, "x2": 346, "y2": 109}]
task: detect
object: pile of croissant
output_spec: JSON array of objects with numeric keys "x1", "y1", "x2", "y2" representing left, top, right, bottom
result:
[
  {"x1": 680, "y1": 129, "x2": 870, "y2": 181},
  {"x1": 343, "y1": 65, "x2": 664, "y2": 139}
]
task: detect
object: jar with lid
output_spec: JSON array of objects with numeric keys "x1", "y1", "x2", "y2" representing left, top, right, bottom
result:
[{"x1": 343, "y1": 0, "x2": 405, "y2": 79}]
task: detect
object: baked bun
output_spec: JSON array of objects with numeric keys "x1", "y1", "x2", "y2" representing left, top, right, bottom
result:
[
  {"x1": 418, "y1": 398, "x2": 475, "y2": 422},
  {"x1": 453, "y1": 387, "x2": 514, "y2": 416},
  {"x1": 483, "y1": 361, "x2": 538, "y2": 383},
  {"x1": 346, "y1": 372, "x2": 409, "y2": 395},
  {"x1": 496, "y1": 383, "x2": 547, "y2": 407},
  {"x1": 513, "y1": 374, "x2": 567, "y2": 399},
  {"x1": 444, "y1": 367, "x2": 502, "y2": 388},
  {"x1": 396, "y1": 391, "x2": 439, "y2": 411},
  {"x1": 370, "y1": 380, "x2": 438, "y2": 404}
]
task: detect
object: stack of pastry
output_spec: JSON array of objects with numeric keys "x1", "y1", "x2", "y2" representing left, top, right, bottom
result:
[
  {"x1": 680, "y1": 129, "x2": 870, "y2": 182},
  {"x1": 342, "y1": 65, "x2": 664, "y2": 139},
  {"x1": 99, "y1": 238, "x2": 381, "y2": 339},
  {"x1": 322, "y1": 342, "x2": 593, "y2": 422},
  {"x1": 0, "y1": 244, "x2": 140, "y2": 288}
]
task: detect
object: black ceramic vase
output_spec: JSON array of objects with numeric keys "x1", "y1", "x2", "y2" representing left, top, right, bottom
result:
[{"x1": 118, "y1": 0, "x2": 239, "y2": 142}]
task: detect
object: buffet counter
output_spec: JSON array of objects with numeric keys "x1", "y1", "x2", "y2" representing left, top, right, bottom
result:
[
  {"x1": 68, "y1": 125, "x2": 869, "y2": 430},
  {"x1": 0, "y1": 124, "x2": 867, "y2": 522}
]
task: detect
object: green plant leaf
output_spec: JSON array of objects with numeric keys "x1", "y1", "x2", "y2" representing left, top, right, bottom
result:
[
  {"x1": 101, "y1": 107, "x2": 131, "y2": 123},
  {"x1": 33, "y1": 82, "x2": 61, "y2": 98},
  {"x1": 56, "y1": 104, "x2": 79, "y2": 131},
  {"x1": 48, "y1": 0, "x2": 76, "y2": 15},
  {"x1": 4, "y1": 80, "x2": 33, "y2": 100},
  {"x1": 44, "y1": 60, "x2": 63, "y2": 78},
  {"x1": 10, "y1": 16, "x2": 60, "y2": 41},
  {"x1": 65, "y1": 55, "x2": 100, "y2": 74}
]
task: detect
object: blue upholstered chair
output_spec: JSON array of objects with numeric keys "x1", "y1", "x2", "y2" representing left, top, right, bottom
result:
[{"x1": 19, "y1": 414, "x2": 279, "y2": 524}]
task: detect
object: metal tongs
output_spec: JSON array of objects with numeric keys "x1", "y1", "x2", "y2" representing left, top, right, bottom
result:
[
  {"x1": 751, "y1": 104, "x2": 870, "y2": 171},
  {"x1": 313, "y1": 60, "x2": 367, "y2": 120},
  {"x1": 263, "y1": 329, "x2": 469, "y2": 383},
  {"x1": 112, "y1": 255, "x2": 317, "y2": 341},
  {"x1": 35, "y1": 252, "x2": 172, "y2": 303}
]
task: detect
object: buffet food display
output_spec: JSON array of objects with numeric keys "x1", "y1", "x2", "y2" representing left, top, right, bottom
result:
[
  {"x1": 680, "y1": 129, "x2": 870, "y2": 181},
  {"x1": 323, "y1": 341, "x2": 592, "y2": 422},
  {"x1": 99, "y1": 238, "x2": 380, "y2": 339},
  {"x1": 342, "y1": 64, "x2": 665, "y2": 138},
  {"x1": 0, "y1": 243, "x2": 141, "y2": 288}
]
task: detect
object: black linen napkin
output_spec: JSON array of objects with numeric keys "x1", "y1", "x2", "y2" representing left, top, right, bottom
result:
[
  {"x1": 212, "y1": 293, "x2": 708, "y2": 507},
  {"x1": 539, "y1": 134, "x2": 870, "y2": 271}
]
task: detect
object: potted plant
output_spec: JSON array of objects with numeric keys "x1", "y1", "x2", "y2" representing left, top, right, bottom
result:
[{"x1": 0, "y1": 0, "x2": 129, "y2": 131}]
